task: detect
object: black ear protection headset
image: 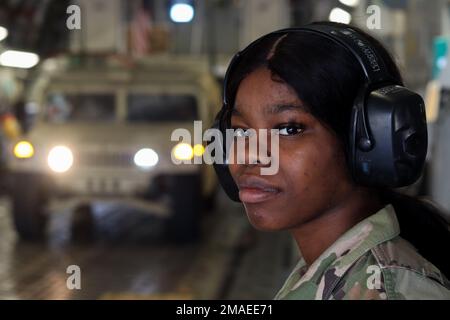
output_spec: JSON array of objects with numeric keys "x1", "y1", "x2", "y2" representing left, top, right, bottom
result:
[{"x1": 210, "y1": 23, "x2": 428, "y2": 202}]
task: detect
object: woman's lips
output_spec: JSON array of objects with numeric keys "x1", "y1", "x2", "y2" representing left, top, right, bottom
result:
[
  {"x1": 237, "y1": 176, "x2": 281, "y2": 204},
  {"x1": 239, "y1": 187, "x2": 281, "y2": 203}
]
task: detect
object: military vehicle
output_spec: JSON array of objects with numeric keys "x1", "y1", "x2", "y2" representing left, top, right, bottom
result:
[{"x1": 8, "y1": 55, "x2": 221, "y2": 242}]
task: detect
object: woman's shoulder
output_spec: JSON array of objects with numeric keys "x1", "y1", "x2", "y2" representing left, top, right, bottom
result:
[
  {"x1": 371, "y1": 236, "x2": 447, "y2": 284},
  {"x1": 337, "y1": 236, "x2": 450, "y2": 300},
  {"x1": 371, "y1": 236, "x2": 450, "y2": 299}
]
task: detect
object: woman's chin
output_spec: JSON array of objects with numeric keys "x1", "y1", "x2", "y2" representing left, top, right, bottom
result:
[{"x1": 245, "y1": 207, "x2": 284, "y2": 231}]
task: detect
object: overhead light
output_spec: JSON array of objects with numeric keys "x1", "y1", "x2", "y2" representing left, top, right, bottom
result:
[
  {"x1": 170, "y1": 3, "x2": 194, "y2": 23},
  {"x1": 339, "y1": 0, "x2": 360, "y2": 7},
  {"x1": 0, "y1": 26, "x2": 7, "y2": 42},
  {"x1": 0, "y1": 50, "x2": 40, "y2": 69},
  {"x1": 329, "y1": 8, "x2": 352, "y2": 24}
]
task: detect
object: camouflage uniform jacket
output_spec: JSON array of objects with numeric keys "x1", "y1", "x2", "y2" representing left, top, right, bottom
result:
[{"x1": 274, "y1": 204, "x2": 450, "y2": 300}]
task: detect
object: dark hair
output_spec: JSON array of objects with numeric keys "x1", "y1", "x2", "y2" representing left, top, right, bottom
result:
[{"x1": 225, "y1": 21, "x2": 450, "y2": 278}]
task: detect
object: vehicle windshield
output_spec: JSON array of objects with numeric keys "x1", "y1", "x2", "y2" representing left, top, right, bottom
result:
[
  {"x1": 127, "y1": 94, "x2": 198, "y2": 122},
  {"x1": 45, "y1": 92, "x2": 116, "y2": 123}
]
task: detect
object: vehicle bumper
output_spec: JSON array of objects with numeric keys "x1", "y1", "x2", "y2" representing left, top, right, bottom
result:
[{"x1": 8, "y1": 164, "x2": 200, "y2": 198}]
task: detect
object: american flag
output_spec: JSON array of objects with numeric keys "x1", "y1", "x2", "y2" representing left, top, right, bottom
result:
[{"x1": 130, "y1": 0, "x2": 153, "y2": 58}]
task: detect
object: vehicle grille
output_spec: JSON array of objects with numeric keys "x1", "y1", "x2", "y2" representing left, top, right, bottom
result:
[{"x1": 76, "y1": 151, "x2": 134, "y2": 167}]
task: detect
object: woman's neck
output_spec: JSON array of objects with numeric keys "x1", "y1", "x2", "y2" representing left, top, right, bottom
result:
[{"x1": 289, "y1": 188, "x2": 383, "y2": 266}]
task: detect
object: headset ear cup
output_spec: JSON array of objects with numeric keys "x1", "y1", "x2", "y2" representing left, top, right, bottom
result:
[
  {"x1": 210, "y1": 108, "x2": 241, "y2": 202},
  {"x1": 351, "y1": 85, "x2": 428, "y2": 187}
]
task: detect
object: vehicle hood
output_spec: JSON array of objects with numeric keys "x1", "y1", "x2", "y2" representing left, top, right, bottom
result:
[{"x1": 25, "y1": 122, "x2": 201, "y2": 152}]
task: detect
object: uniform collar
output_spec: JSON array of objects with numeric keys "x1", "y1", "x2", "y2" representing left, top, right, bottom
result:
[{"x1": 275, "y1": 204, "x2": 400, "y2": 299}]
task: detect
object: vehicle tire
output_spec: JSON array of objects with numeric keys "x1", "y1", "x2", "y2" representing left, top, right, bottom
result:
[
  {"x1": 11, "y1": 173, "x2": 50, "y2": 241},
  {"x1": 165, "y1": 173, "x2": 202, "y2": 243}
]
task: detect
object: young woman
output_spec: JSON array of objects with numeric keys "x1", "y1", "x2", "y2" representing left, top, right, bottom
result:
[{"x1": 213, "y1": 22, "x2": 450, "y2": 300}]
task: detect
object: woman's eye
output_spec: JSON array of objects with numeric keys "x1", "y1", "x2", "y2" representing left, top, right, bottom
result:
[{"x1": 277, "y1": 124, "x2": 304, "y2": 136}]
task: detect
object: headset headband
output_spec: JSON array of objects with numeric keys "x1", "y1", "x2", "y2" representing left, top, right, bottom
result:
[{"x1": 223, "y1": 23, "x2": 396, "y2": 107}]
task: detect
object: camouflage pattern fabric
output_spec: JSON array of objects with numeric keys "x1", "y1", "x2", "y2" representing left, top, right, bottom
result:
[{"x1": 274, "y1": 205, "x2": 450, "y2": 300}]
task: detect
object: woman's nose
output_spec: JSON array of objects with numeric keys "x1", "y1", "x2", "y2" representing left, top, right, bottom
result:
[{"x1": 231, "y1": 130, "x2": 273, "y2": 166}]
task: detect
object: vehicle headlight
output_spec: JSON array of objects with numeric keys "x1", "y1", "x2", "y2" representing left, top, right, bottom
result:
[
  {"x1": 134, "y1": 148, "x2": 158, "y2": 168},
  {"x1": 193, "y1": 144, "x2": 205, "y2": 157},
  {"x1": 172, "y1": 143, "x2": 194, "y2": 161},
  {"x1": 47, "y1": 146, "x2": 73, "y2": 173},
  {"x1": 14, "y1": 141, "x2": 34, "y2": 158}
]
